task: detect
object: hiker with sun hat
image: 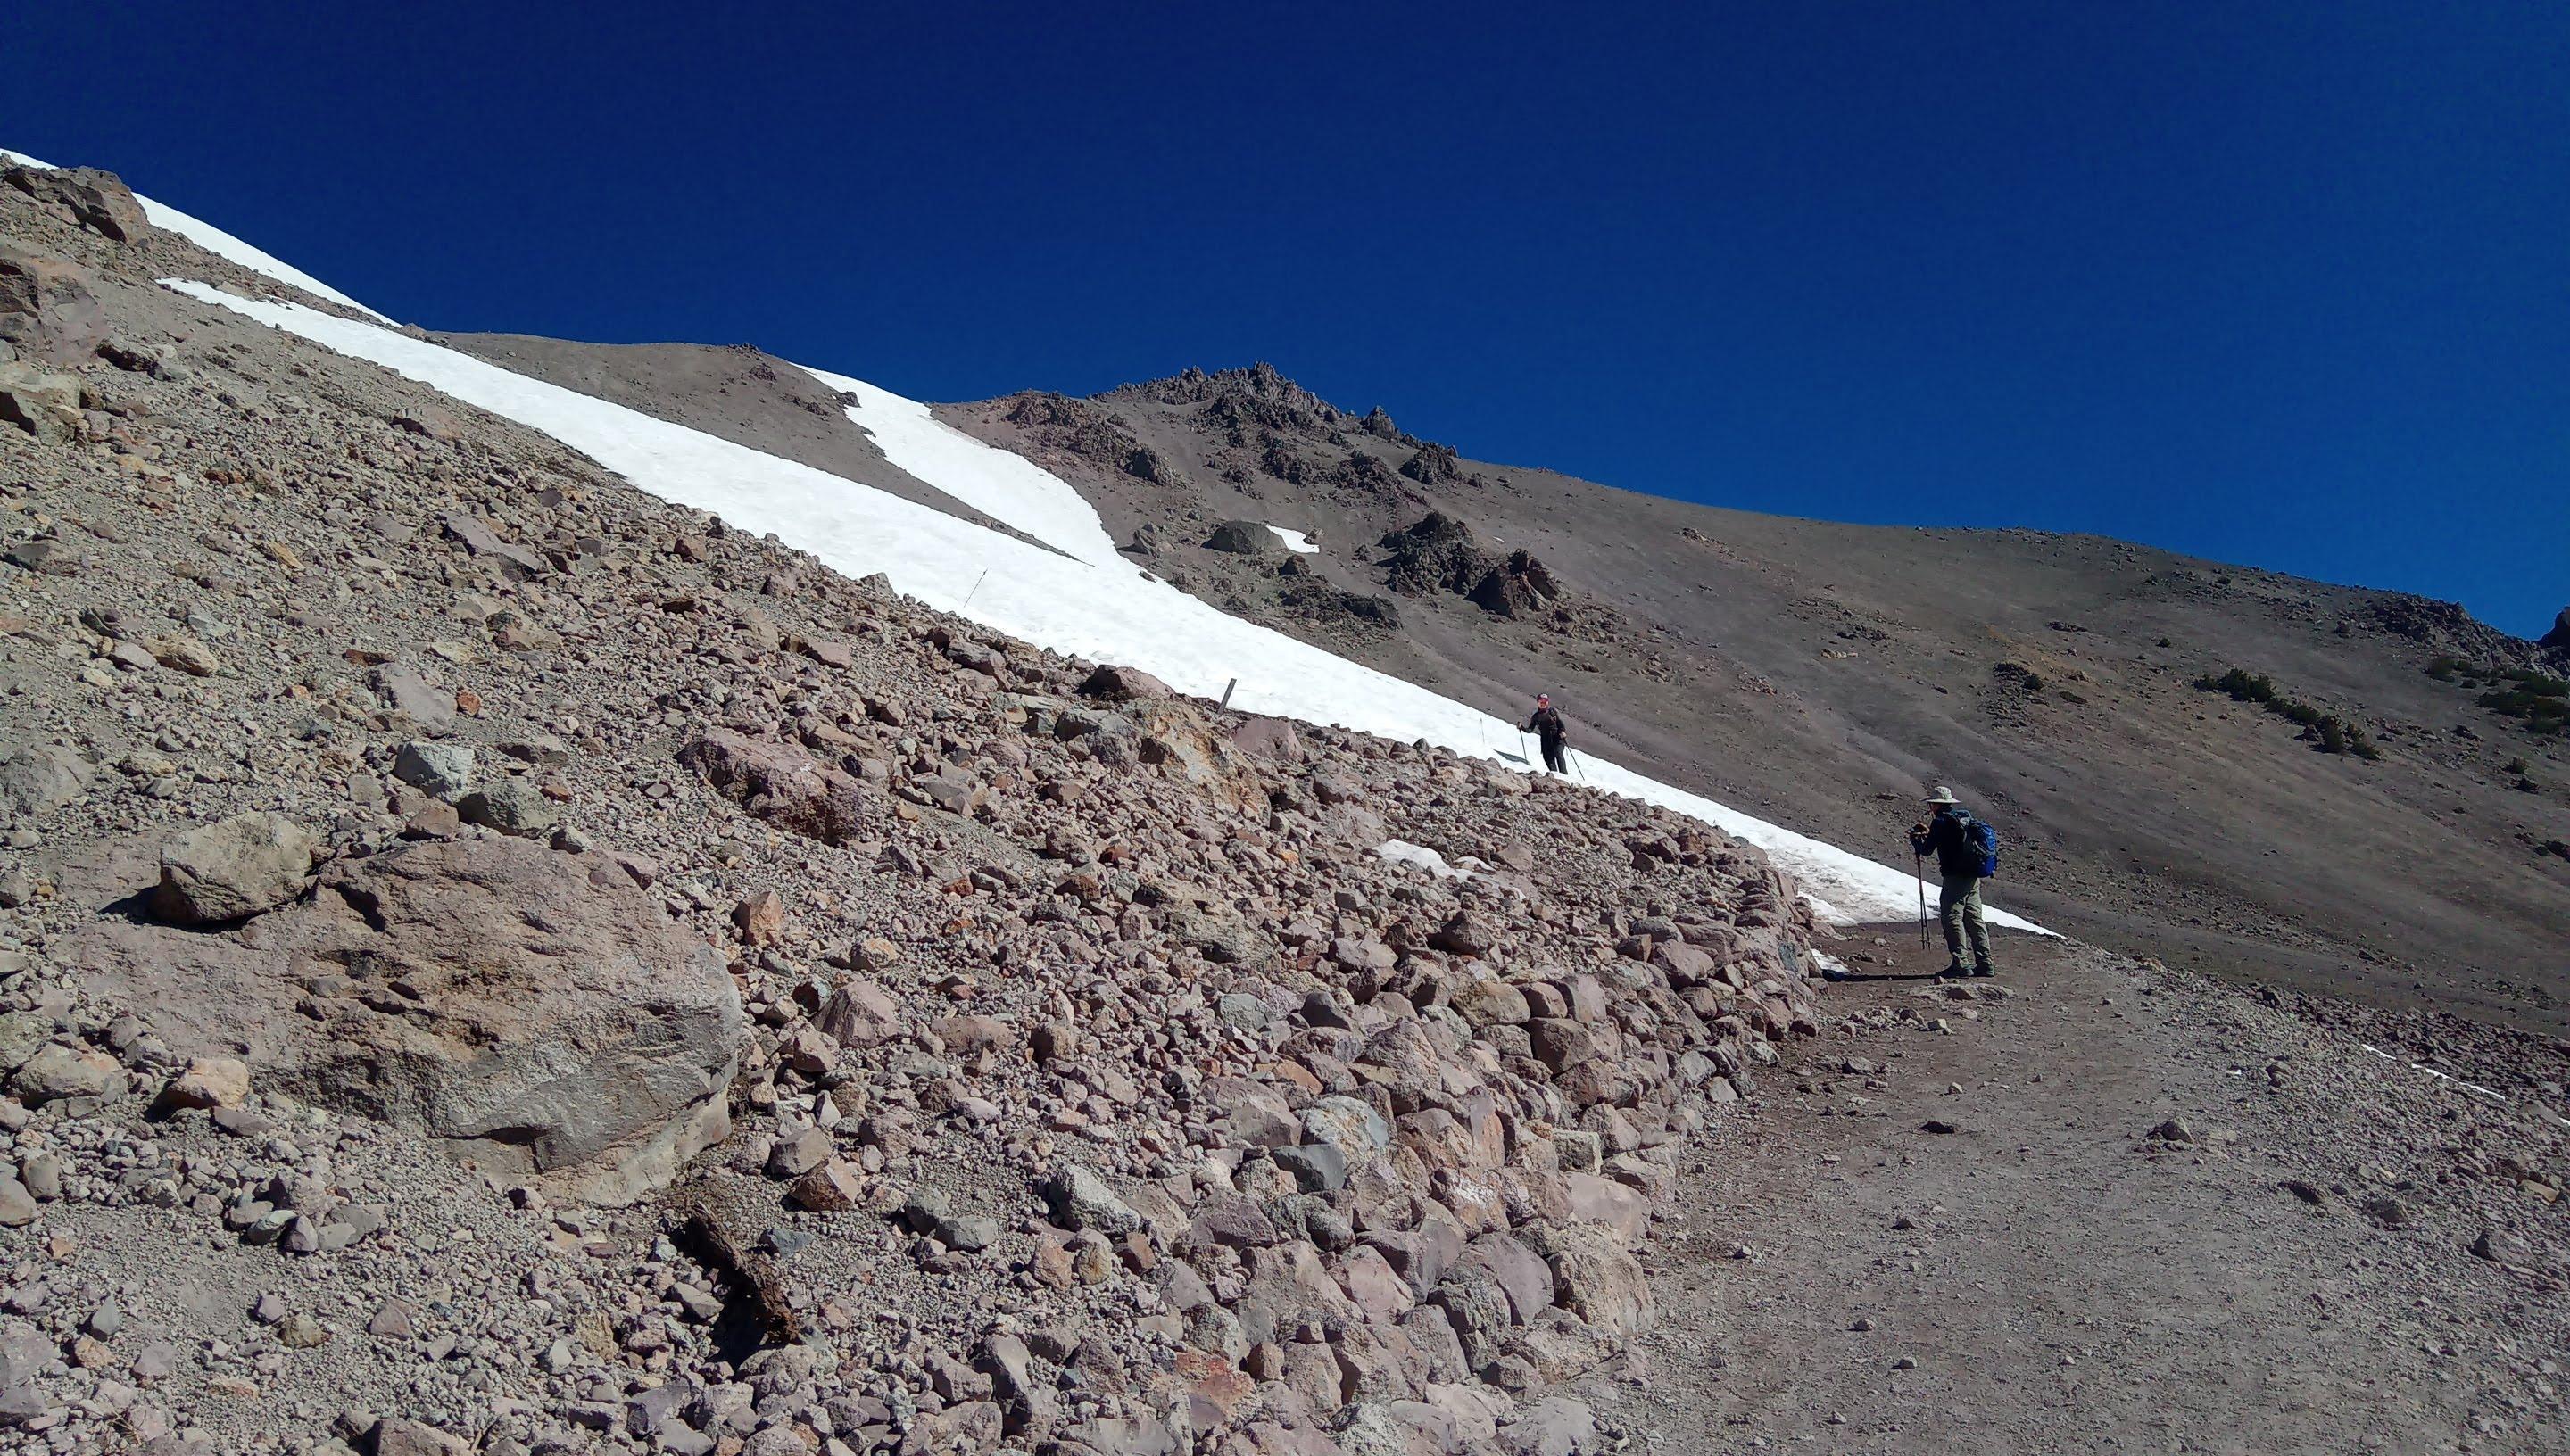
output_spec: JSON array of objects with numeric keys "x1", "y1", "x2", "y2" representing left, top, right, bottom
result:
[{"x1": 1910, "y1": 785, "x2": 2000, "y2": 978}]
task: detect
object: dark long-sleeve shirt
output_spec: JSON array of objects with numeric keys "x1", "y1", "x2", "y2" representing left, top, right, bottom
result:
[{"x1": 1911, "y1": 807, "x2": 1982, "y2": 881}]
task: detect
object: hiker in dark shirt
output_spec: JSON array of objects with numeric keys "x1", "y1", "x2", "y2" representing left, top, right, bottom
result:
[
  {"x1": 1523, "y1": 693, "x2": 1568, "y2": 774},
  {"x1": 1909, "y1": 785, "x2": 1995, "y2": 979}
]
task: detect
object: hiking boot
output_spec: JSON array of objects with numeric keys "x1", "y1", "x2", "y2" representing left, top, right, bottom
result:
[
  {"x1": 1971, "y1": 963, "x2": 1996, "y2": 978},
  {"x1": 1936, "y1": 962, "x2": 1970, "y2": 980}
]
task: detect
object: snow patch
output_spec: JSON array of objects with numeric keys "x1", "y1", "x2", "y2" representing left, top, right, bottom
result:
[
  {"x1": 4, "y1": 145, "x2": 391, "y2": 324},
  {"x1": 1266, "y1": 526, "x2": 1320, "y2": 555},
  {"x1": 162, "y1": 279, "x2": 2045, "y2": 935},
  {"x1": 800, "y1": 368, "x2": 1125, "y2": 568},
  {"x1": 1376, "y1": 840, "x2": 1482, "y2": 881},
  {"x1": 2358, "y1": 1044, "x2": 2510, "y2": 1106}
]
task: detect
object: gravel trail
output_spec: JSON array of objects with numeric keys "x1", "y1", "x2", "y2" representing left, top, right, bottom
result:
[{"x1": 1587, "y1": 931, "x2": 2567, "y2": 1455}]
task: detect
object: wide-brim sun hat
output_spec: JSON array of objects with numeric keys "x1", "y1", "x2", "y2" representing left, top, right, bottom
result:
[{"x1": 1924, "y1": 785, "x2": 1960, "y2": 805}]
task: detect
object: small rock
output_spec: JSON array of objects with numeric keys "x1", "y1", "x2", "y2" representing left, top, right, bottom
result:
[
  {"x1": 2469, "y1": 1227, "x2": 2526, "y2": 1264},
  {"x1": 162, "y1": 1056, "x2": 252, "y2": 1111},
  {"x1": 0, "y1": 1178, "x2": 35, "y2": 1228},
  {"x1": 455, "y1": 780, "x2": 557, "y2": 839},
  {"x1": 391, "y1": 743, "x2": 476, "y2": 799}
]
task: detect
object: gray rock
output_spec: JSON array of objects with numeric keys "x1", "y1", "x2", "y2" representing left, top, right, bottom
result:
[
  {"x1": 372, "y1": 665, "x2": 456, "y2": 737},
  {"x1": 369, "y1": 1417, "x2": 468, "y2": 1455},
  {"x1": 4, "y1": 166, "x2": 148, "y2": 242},
  {"x1": 0, "y1": 363, "x2": 80, "y2": 445},
  {"x1": 1040, "y1": 1162, "x2": 1141, "y2": 1236},
  {"x1": 391, "y1": 742, "x2": 476, "y2": 799},
  {"x1": 2471, "y1": 1227, "x2": 2528, "y2": 1264},
  {"x1": 440, "y1": 514, "x2": 547, "y2": 580},
  {"x1": 1499, "y1": 1397, "x2": 1599, "y2": 1456},
  {"x1": 1075, "y1": 665, "x2": 1173, "y2": 702},
  {"x1": 0, "y1": 244, "x2": 111, "y2": 365},
  {"x1": 154, "y1": 812, "x2": 318, "y2": 923},
  {"x1": 457, "y1": 779, "x2": 557, "y2": 838},
  {"x1": 765, "y1": 1126, "x2": 830, "y2": 1179},
  {"x1": 66, "y1": 835, "x2": 743, "y2": 1203},
  {"x1": 497, "y1": 734, "x2": 572, "y2": 766},
  {"x1": 938, "y1": 1215, "x2": 999, "y2": 1253},
  {"x1": 16, "y1": 1155, "x2": 58, "y2": 1202},
  {"x1": 10, "y1": 1044, "x2": 117, "y2": 1104},
  {"x1": 1273, "y1": 1142, "x2": 1348, "y2": 1193},
  {"x1": 1205, "y1": 520, "x2": 1278, "y2": 555},
  {"x1": 1302, "y1": 1094, "x2": 1393, "y2": 1164},
  {"x1": 0, "y1": 744, "x2": 89, "y2": 821},
  {"x1": 0, "y1": 1014, "x2": 52, "y2": 1074}
]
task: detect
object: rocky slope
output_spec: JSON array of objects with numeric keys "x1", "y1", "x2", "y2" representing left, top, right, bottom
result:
[
  {"x1": 2, "y1": 166, "x2": 1845, "y2": 1456},
  {"x1": 402, "y1": 330, "x2": 2570, "y2": 1034},
  {"x1": 934, "y1": 368, "x2": 2570, "y2": 1035}
]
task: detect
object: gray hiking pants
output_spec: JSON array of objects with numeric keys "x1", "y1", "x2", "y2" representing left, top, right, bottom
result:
[{"x1": 1939, "y1": 876, "x2": 1992, "y2": 968}]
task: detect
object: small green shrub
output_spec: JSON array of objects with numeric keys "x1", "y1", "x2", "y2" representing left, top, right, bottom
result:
[{"x1": 2193, "y1": 665, "x2": 2378, "y2": 759}]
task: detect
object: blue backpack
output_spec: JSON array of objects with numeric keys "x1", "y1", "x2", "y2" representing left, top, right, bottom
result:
[{"x1": 1963, "y1": 816, "x2": 2000, "y2": 877}]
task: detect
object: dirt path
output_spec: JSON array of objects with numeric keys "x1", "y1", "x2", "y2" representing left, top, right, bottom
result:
[{"x1": 1577, "y1": 931, "x2": 2569, "y2": 1455}]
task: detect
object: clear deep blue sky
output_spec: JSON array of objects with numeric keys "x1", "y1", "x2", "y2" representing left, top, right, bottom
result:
[{"x1": 10, "y1": 3, "x2": 2564, "y2": 633}]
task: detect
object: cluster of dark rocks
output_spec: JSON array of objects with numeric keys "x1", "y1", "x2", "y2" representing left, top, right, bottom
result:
[{"x1": 1375, "y1": 517, "x2": 1562, "y2": 625}]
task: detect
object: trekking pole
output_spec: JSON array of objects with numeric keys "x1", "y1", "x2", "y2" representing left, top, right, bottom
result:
[
  {"x1": 1515, "y1": 729, "x2": 1531, "y2": 770},
  {"x1": 1570, "y1": 748, "x2": 1588, "y2": 782},
  {"x1": 1914, "y1": 851, "x2": 1929, "y2": 950}
]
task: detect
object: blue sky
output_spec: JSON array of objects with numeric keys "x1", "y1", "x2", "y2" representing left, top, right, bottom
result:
[{"x1": 10, "y1": 2, "x2": 2564, "y2": 634}]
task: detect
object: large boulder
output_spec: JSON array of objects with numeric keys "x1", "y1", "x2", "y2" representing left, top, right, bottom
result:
[
  {"x1": 2, "y1": 167, "x2": 149, "y2": 244},
  {"x1": 0, "y1": 360, "x2": 81, "y2": 444},
  {"x1": 1230, "y1": 717, "x2": 1304, "y2": 764},
  {"x1": 1522, "y1": 1222, "x2": 1654, "y2": 1337},
  {"x1": 64, "y1": 836, "x2": 743, "y2": 1202},
  {"x1": 682, "y1": 728, "x2": 869, "y2": 844},
  {"x1": 0, "y1": 245, "x2": 109, "y2": 365},
  {"x1": 0, "y1": 744, "x2": 89, "y2": 822},
  {"x1": 1077, "y1": 664, "x2": 1173, "y2": 702},
  {"x1": 1204, "y1": 520, "x2": 1278, "y2": 555},
  {"x1": 153, "y1": 812, "x2": 319, "y2": 923}
]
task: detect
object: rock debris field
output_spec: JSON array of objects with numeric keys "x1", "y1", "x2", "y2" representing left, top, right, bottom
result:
[{"x1": 0, "y1": 166, "x2": 2563, "y2": 1456}]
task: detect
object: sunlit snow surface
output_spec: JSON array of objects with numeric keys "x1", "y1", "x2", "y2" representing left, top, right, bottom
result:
[
  {"x1": 161, "y1": 278, "x2": 2042, "y2": 934},
  {"x1": 1266, "y1": 526, "x2": 1320, "y2": 554},
  {"x1": 3, "y1": 147, "x2": 392, "y2": 324},
  {"x1": 797, "y1": 368, "x2": 1125, "y2": 569}
]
